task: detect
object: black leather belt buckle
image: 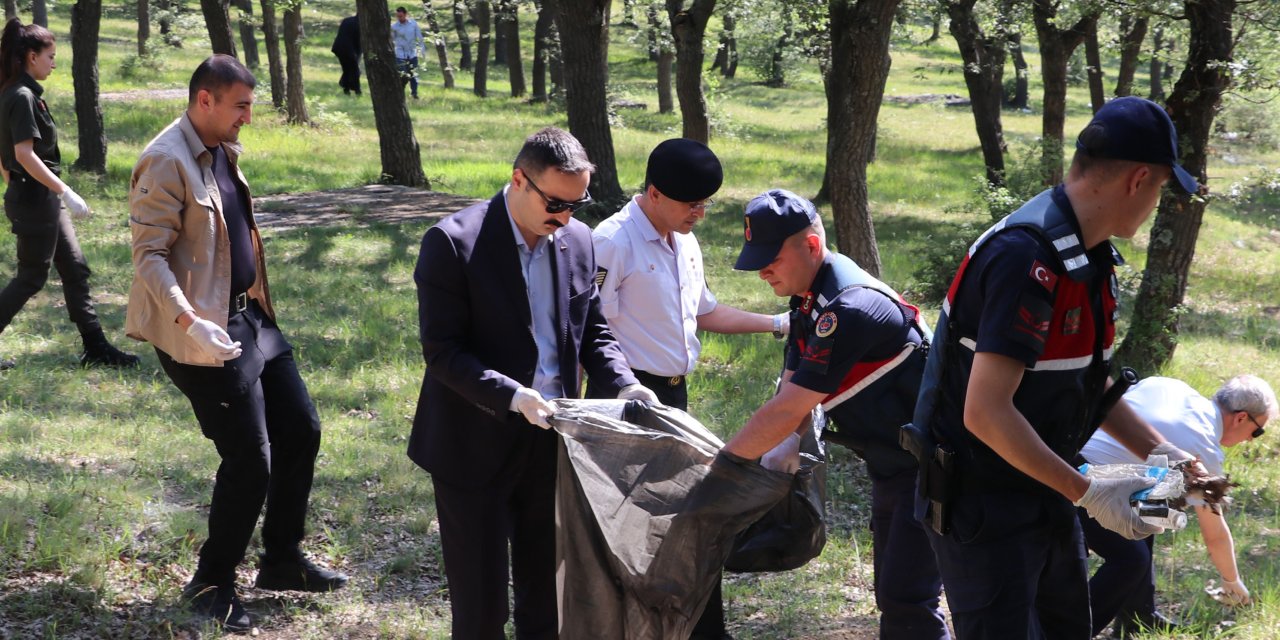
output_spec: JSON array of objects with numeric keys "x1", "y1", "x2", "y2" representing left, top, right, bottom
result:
[{"x1": 232, "y1": 292, "x2": 249, "y2": 313}]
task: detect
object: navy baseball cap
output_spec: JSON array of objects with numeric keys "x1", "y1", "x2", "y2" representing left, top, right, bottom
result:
[
  {"x1": 734, "y1": 189, "x2": 819, "y2": 271},
  {"x1": 646, "y1": 138, "x2": 723, "y2": 202},
  {"x1": 1076, "y1": 96, "x2": 1200, "y2": 194}
]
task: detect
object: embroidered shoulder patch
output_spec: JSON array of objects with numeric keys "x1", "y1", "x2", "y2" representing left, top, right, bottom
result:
[
  {"x1": 815, "y1": 311, "x2": 838, "y2": 337},
  {"x1": 593, "y1": 266, "x2": 608, "y2": 288},
  {"x1": 1029, "y1": 260, "x2": 1058, "y2": 292}
]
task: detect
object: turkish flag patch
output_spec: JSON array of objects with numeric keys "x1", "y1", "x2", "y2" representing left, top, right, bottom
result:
[{"x1": 1029, "y1": 260, "x2": 1057, "y2": 292}]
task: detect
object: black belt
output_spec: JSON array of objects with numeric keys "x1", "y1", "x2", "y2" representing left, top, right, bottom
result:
[
  {"x1": 633, "y1": 369, "x2": 685, "y2": 388},
  {"x1": 231, "y1": 292, "x2": 249, "y2": 313}
]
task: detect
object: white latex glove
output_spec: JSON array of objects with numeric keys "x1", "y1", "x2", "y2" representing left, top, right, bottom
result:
[
  {"x1": 59, "y1": 187, "x2": 91, "y2": 219},
  {"x1": 185, "y1": 317, "x2": 243, "y2": 361},
  {"x1": 510, "y1": 386, "x2": 555, "y2": 429},
  {"x1": 760, "y1": 432, "x2": 802, "y2": 474},
  {"x1": 1217, "y1": 578, "x2": 1252, "y2": 607},
  {"x1": 1074, "y1": 476, "x2": 1164, "y2": 540},
  {"x1": 773, "y1": 312, "x2": 790, "y2": 337},
  {"x1": 617, "y1": 382, "x2": 660, "y2": 405}
]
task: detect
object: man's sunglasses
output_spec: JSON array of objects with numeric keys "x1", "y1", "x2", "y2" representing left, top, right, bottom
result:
[
  {"x1": 1244, "y1": 411, "x2": 1267, "y2": 439},
  {"x1": 526, "y1": 174, "x2": 593, "y2": 214}
]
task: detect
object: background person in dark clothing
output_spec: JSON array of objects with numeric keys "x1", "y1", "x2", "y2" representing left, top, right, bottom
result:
[
  {"x1": 0, "y1": 18, "x2": 138, "y2": 370},
  {"x1": 331, "y1": 15, "x2": 361, "y2": 95},
  {"x1": 126, "y1": 55, "x2": 347, "y2": 632}
]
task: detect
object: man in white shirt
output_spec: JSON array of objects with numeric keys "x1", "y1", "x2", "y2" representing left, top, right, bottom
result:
[
  {"x1": 390, "y1": 6, "x2": 425, "y2": 99},
  {"x1": 1078, "y1": 374, "x2": 1275, "y2": 637},
  {"x1": 590, "y1": 138, "x2": 786, "y2": 640}
]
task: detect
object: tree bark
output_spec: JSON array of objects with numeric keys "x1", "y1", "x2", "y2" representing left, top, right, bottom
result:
[
  {"x1": 666, "y1": 0, "x2": 716, "y2": 143},
  {"x1": 1117, "y1": 0, "x2": 1234, "y2": 373},
  {"x1": 201, "y1": 0, "x2": 238, "y2": 57},
  {"x1": 722, "y1": 12, "x2": 737, "y2": 78},
  {"x1": 4, "y1": 0, "x2": 16, "y2": 21},
  {"x1": 1007, "y1": 31, "x2": 1028, "y2": 109},
  {"x1": 947, "y1": 0, "x2": 1008, "y2": 187},
  {"x1": 657, "y1": 47, "x2": 673, "y2": 113},
  {"x1": 452, "y1": 0, "x2": 472, "y2": 70},
  {"x1": 1114, "y1": 13, "x2": 1148, "y2": 97},
  {"x1": 136, "y1": 0, "x2": 150, "y2": 55},
  {"x1": 1149, "y1": 24, "x2": 1166, "y2": 102},
  {"x1": 260, "y1": 0, "x2": 284, "y2": 109},
  {"x1": 493, "y1": 6, "x2": 506, "y2": 67},
  {"x1": 235, "y1": 0, "x2": 259, "y2": 68},
  {"x1": 1032, "y1": 0, "x2": 1095, "y2": 184},
  {"x1": 765, "y1": 3, "x2": 792, "y2": 87},
  {"x1": 32, "y1": 0, "x2": 46, "y2": 27},
  {"x1": 71, "y1": 0, "x2": 106, "y2": 174},
  {"x1": 283, "y1": 3, "x2": 308, "y2": 123},
  {"x1": 552, "y1": 0, "x2": 623, "y2": 204},
  {"x1": 422, "y1": 0, "x2": 455, "y2": 89},
  {"x1": 358, "y1": 0, "x2": 429, "y2": 187},
  {"x1": 472, "y1": 0, "x2": 491, "y2": 97},
  {"x1": 825, "y1": 0, "x2": 902, "y2": 277},
  {"x1": 159, "y1": 0, "x2": 173, "y2": 38},
  {"x1": 500, "y1": 0, "x2": 525, "y2": 97},
  {"x1": 1084, "y1": 20, "x2": 1104, "y2": 113},
  {"x1": 532, "y1": 0, "x2": 551, "y2": 101},
  {"x1": 646, "y1": 3, "x2": 660, "y2": 62}
]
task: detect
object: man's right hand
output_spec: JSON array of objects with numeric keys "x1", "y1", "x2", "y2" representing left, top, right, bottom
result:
[
  {"x1": 1218, "y1": 578, "x2": 1252, "y2": 607},
  {"x1": 1074, "y1": 476, "x2": 1163, "y2": 540},
  {"x1": 185, "y1": 317, "x2": 243, "y2": 361},
  {"x1": 511, "y1": 386, "x2": 555, "y2": 429}
]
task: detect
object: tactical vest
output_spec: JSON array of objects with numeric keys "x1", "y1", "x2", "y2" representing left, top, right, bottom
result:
[
  {"x1": 913, "y1": 189, "x2": 1118, "y2": 494},
  {"x1": 796, "y1": 254, "x2": 932, "y2": 478}
]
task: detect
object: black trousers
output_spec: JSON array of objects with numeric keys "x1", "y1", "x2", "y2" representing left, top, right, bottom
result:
[
  {"x1": 432, "y1": 427, "x2": 558, "y2": 640},
  {"x1": 1078, "y1": 507, "x2": 1156, "y2": 636},
  {"x1": 0, "y1": 177, "x2": 99, "y2": 335},
  {"x1": 334, "y1": 51, "x2": 361, "y2": 93},
  {"x1": 157, "y1": 301, "x2": 321, "y2": 586}
]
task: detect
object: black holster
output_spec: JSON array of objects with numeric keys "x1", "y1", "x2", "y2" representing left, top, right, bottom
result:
[{"x1": 900, "y1": 422, "x2": 955, "y2": 535}]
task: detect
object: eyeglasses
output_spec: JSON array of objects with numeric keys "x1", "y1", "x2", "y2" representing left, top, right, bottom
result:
[
  {"x1": 686, "y1": 199, "x2": 714, "y2": 213},
  {"x1": 525, "y1": 174, "x2": 593, "y2": 214},
  {"x1": 1243, "y1": 411, "x2": 1267, "y2": 439}
]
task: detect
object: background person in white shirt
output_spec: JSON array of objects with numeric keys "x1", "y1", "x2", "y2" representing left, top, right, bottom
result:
[
  {"x1": 589, "y1": 138, "x2": 786, "y2": 640},
  {"x1": 390, "y1": 6, "x2": 424, "y2": 99},
  {"x1": 1077, "y1": 374, "x2": 1276, "y2": 636}
]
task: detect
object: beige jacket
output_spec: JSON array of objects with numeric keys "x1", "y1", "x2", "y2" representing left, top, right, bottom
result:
[{"x1": 125, "y1": 114, "x2": 275, "y2": 366}]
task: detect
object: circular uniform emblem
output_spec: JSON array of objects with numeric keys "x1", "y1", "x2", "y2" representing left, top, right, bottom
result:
[{"x1": 815, "y1": 311, "x2": 838, "y2": 337}]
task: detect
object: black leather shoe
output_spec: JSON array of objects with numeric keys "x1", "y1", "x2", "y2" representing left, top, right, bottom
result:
[
  {"x1": 254, "y1": 555, "x2": 349, "y2": 592},
  {"x1": 182, "y1": 580, "x2": 252, "y2": 632},
  {"x1": 80, "y1": 342, "x2": 141, "y2": 368},
  {"x1": 1114, "y1": 610, "x2": 1180, "y2": 638}
]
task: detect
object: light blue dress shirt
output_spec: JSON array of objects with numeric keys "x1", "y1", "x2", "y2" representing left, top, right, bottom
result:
[
  {"x1": 391, "y1": 18, "x2": 423, "y2": 59},
  {"x1": 504, "y1": 186, "x2": 563, "y2": 400}
]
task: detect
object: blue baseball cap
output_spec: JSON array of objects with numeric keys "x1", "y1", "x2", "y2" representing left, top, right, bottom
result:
[
  {"x1": 734, "y1": 189, "x2": 819, "y2": 271},
  {"x1": 1076, "y1": 96, "x2": 1200, "y2": 194}
]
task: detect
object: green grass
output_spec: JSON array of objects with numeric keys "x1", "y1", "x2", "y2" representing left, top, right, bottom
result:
[{"x1": 2, "y1": 1, "x2": 1279, "y2": 638}]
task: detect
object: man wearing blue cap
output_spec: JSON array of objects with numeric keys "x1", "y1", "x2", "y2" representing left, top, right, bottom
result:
[
  {"x1": 906, "y1": 96, "x2": 1205, "y2": 638},
  {"x1": 722, "y1": 189, "x2": 949, "y2": 639},
  {"x1": 590, "y1": 138, "x2": 785, "y2": 639}
]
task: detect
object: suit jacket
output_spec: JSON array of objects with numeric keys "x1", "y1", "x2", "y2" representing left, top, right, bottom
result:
[{"x1": 409, "y1": 192, "x2": 637, "y2": 487}]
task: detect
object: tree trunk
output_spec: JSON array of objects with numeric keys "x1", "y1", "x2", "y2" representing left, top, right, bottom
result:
[
  {"x1": 948, "y1": 0, "x2": 1008, "y2": 187},
  {"x1": 493, "y1": 7, "x2": 506, "y2": 67},
  {"x1": 32, "y1": 0, "x2": 46, "y2": 27},
  {"x1": 926, "y1": 10, "x2": 940, "y2": 43},
  {"x1": 722, "y1": 12, "x2": 737, "y2": 78},
  {"x1": 1149, "y1": 24, "x2": 1166, "y2": 102},
  {"x1": 622, "y1": 0, "x2": 636, "y2": 26},
  {"x1": 283, "y1": 3, "x2": 308, "y2": 123},
  {"x1": 657, "y1": 48, "x2": 673, "y2": 113},
  {"x1": 71, "y1": 0, "x2": 106, "y2": 174},
  {"x1": 260, "y1": 0, "x2": 284, "y2": 109},
  {"x1": 532, "y1": 0, "x2": 551, "y2": 101},
  {"x1": 1007, "y1": 31, "x2": 1028, "y2": 109},
  {"x1": 357, "y1": 0, "x2": 429, "y2": 187},
  {"x1": 502, "y1": 1, "x2": 525, "y2": 97},
  {"x1": 136, "y1": 0, "x2": 150, "y2": 55},
  {"x1": 552, "y1": 0, "x2": 623, "y2": 204},
  {"x1": 4, "y1": 0, "x2": 15, "y2": 21},
  {"x1": 234, "y1": 0, "x2": 259, "y2": 68},
  {"x1": 159, "y1": 0, "x2": 173, "y2": 37},
  {"x1": 666, "y1": 0, "x2": 716, "y2": 143},
  {"x1": 1084, "y1": 21, "x2": 1104, "y2": 113},
  {"x1": 422, "y1": 0, "x2": 455, "y2": 89},
  {"x1": 1114, "y1": 13, "x2": 1148, "y2": 97},
  {"x1": 548, "y1": 17, "x2": 562, "y2": 97},
  {"x1": 201, "y1": 0, "x2": 238, "y2": 57},
  {"x1": 452, "y1": 0, "x2": 472, "y2": 70},
  {"x1": 826, "y1": 0, "x2": 901, "y2": 277},
  {"x1": 1032, "y1": 0, "x2": 1095, "y2": 184},
  {"x1": 646, "y1": 3, "x2": 660, "y2": 62},
  {"x1": 1116, "y1": 0, "x2": 1234, "y2": 373},
  {"x1": 765, "y1": 3, "x2": 792, "y2": 87},
  {"x1": 472, "y1": 0, "x2": 491, "y2": 97}
]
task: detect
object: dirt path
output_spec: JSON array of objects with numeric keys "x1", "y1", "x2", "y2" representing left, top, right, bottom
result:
[{"x1": 253, "y1": 184, "x2": 482, "y2": 231}]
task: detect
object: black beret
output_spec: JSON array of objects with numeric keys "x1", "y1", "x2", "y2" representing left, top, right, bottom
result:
[{"x1": 645, "y1": 138, "x2": 723, "y2": 203}]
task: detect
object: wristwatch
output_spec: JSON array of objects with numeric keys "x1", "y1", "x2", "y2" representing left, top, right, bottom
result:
[{"x1": 772, "y1": 313, "x2": 787, "y2": 340}]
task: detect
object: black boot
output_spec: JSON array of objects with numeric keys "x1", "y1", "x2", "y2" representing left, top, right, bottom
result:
[
  {"x1": 80, "y1": 329, "x2": 141, "y2": 368},
  {"x1": 254, "y1": 551, "x2": 348, "y2": 593},
  {"x1": 182, "y1": 579, "x2": 252, "y2": 632}
]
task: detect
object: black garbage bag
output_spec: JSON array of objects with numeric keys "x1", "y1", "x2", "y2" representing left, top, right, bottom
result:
[
  {"x1": 551, "y1": 399, "x2": 792, "y2": 640},
  {"x1": 724, "y1": 409, "x2": 828, "y2": 573}
]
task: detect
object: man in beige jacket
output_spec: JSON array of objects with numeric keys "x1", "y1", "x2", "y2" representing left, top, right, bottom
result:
[{"x1": 126, "y1": 55, "x2": 346, "y2": 632}]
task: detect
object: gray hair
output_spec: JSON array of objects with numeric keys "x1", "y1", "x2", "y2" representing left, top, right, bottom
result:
[
  {"x1": 1212, "y1": 375, "x2": 1279, "y2": 420},
  {"x1": 513, "y1": 127, "x2": 595, "y2": 177}
]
